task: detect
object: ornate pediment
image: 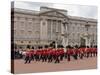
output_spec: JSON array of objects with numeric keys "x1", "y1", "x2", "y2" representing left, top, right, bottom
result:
[{"x1": 39, "y1": 10, "x2": 67, "y2": 18}]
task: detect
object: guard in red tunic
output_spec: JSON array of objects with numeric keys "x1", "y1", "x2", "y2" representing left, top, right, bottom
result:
[
  {"x1": 59, "y1": 48, "x2": 64, "y2": 61},
  {"x1": 89, "y1": 48, "x2": 93, "y2": 57},
  {"x1": 66, "y1": 48, "x2": 71, "y2": 61},
  {"x1": 24, "y1": 52, "x2": 29, "y2": 64},
  {"x1": 44, "y1": 49, "x2": 48, "y2": 62},
  {"x1": 24, "y1": 51, "x2": 32, "y2": 64},
  {"x1": 79, "y1": 47, "x2": 84, "y2": 59},
  {"x1": 35, "y1": 49, "x2": 40, "y2": 61},
  {"x1": 30, "y1": 48, "x2": 35, "y2": 61},
  {"x1": 55, "y1": 50, "x2": 60, "y2": 63},
  {"x1": 28, "y1": 51, "x2": 33, "y2": 63},
  {"x1": 41, "y1": 50, "x2": 45, "y2": 62},
  {"x1": 40, "y1": 49, "x2": 44, "y2": 62},
  {"x1": 65, "y1": 48, "x2": 68, "y2": 59},
  {"x1": 48, "y1": 49, "x2": 52, "y2": 63},
  {"x1": 95, "y1": 48, "x2": 97, "y2": 56},
  {"x1": 83, "y1": 47, "x2": 86, "y2": 58},
  {"x1": 73, "y1": 48, "x2": 78, "y2": 60},
  {"x1": 52, "y1": 48, "x2": 56, "y2": 60},
  {"x1": 78, "y1": 48, "x2": 81, "y2": 57},
  {"x1": 86, "y1": 47, "x2": 90, "y2": 58},
  {"x1": 93, "y1": 47, "x2": 97, "y2": 57}
]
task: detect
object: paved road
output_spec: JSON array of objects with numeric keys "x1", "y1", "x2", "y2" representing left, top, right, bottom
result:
[{"x1": 13, "y1": 57, "x2": 97, "y2": 74}]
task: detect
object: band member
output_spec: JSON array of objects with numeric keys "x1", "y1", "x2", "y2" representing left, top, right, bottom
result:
[
  {"x1": 73, "y1": 48, "x2": 78, "y2": 60},
  {"x1": 29, "y1": 47, "x2": 35, "y2": 61},
  {"x1": 24, "y1": 52, "x2": 29, "y2": 64},
  {"x1": 48, "y1": 50, "x2": 53, "y2": 63},
  {"x1": 93, "y1": 47, "x2": 97, "y2": 57},
  {"x1": 44, "y1": 50, "x2": 48, "y2": 62},
  {"x1": 41, "y1": 48, "x2": 46, "y2": 62},
  {"x1": 66, "y1": 48, "x2": 71, "y2": 61},
  {"x1": 79, "y1": 48, "x2": 84, "y2": 59},
  {"x1": 89, "y1": 47, "x2": 93, "y2": 57},
  {"x1": 24, "y1": 51, "x2": 32, "y2": 64},
  {"x1": 86, "y1": 47, "x2": 90, "y2": 58},
  {"x1": 35, "y1": 49, "x2": 40, "y2": 61},
  {"x1": 55, "y1": 51, "x2": 60, "y2": 63},
  {"x1": 65, "y1": 48, "x2": 68, "y2": 59},
  {"x1": 52, "y1": 48, "x2": 56, "y2": 61},
  {"x1": 60, "y1": 48, "x2": 64, "y2": 61},
  {"x1": 95, "y1": 48, "x2": 97, "y2": 56}
]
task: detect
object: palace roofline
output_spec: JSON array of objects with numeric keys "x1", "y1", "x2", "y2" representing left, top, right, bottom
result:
[
  {"x1": 67, "y1": 15, "x2": 97, "y2": 23},
  {"x1": 40, "y1": 6, "x2": 68, "y2": 12},
  {"x1": 11, "y1": 7, "x2": 97, "y2": 23}
]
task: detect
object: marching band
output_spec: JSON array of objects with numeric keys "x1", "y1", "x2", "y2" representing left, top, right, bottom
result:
[{"x1": 13, "y1": 46, "x2": 97, "y2": 64}]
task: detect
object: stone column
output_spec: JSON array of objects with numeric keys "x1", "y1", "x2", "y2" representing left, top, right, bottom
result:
[
  {"x1": 85, "y1": 37, "x2": 88, "y2": 47},
  {"x1": 61, "y1": 21, "x2": 65, "y2": 47},
  {"x1": 85, "y1": 36, "x2": 90, "y2": 47},
  {"x1": 61, "y1": 21, "x2": 64, "y2": 35},
  {"x1": 62, "y1": 35, "x2": 65, "y2": 47},
  {"x1": 40, "y1": 18, "x2": 48, "y2": 45},
  {"x1": 56, "y1": 20, "x2": 58, "y2": 32},
  {"x1": 65, "y1": 36, "x2": 68, "y2": 46},
  {"x1": 66, "y1": 22, "x2": 69, "y2": 46},
  {"x1": 51, "y1": 20, "x2": 53, "y2": 40},
  {"x1": 64, "y1": 22, "x2": 69, "y2": 47}
]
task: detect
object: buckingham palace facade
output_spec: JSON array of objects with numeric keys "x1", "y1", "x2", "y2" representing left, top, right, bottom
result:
[{"x1": 11, "y1": 7, "x2": 97, "y2": 49}]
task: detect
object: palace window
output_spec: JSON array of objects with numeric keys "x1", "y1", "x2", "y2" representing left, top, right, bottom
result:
[
  {"x1": 20, "y1": 30, "x2": 24, "y2": 34},
  {"x1": 52, "y1": 20, "x2": 56, "y2": 33},
  {"x1": 29, "y1": 22, "x2": 32, "y2": 25},
  {"x1": 21, "y1": 41, "x2": 23, "y2": 43},
  {"x1": 14, "y1": 30, "x2": 16, "y2": 34},
  {"x1": 25, "y1": 17, "x2": 28, "y2": 20},
  {"x1": 29, "y1": 41, "x2": 31, "y2": 43},
  {"x1": 42, "y1": 21, "x2": 46, "y2": 26},
  {"x1": 58, "y1": 20, "x2": 61, "y2": 33},
  {"x1": 17, "y1": 16, "x2": 20, "y2": 20},
  {"x1": 28, "y1": 31, "x2": 32, "y2": 34},
  {"x1": 20, "y1": 21, "x2": 24, "y2": 28},
  {"x1": 47, "y1": 19, "x2": 51, "y2": 39}
]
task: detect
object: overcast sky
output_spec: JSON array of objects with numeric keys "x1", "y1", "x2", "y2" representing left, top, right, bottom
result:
[{"x1": 12, "y1": 1, "x2": 97, "y2": 19}]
